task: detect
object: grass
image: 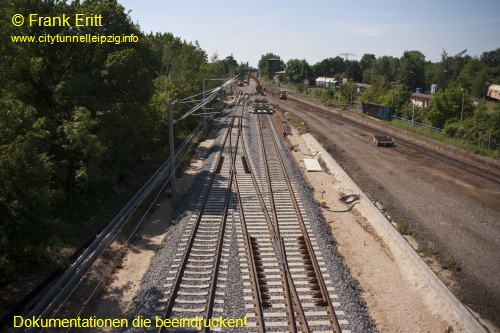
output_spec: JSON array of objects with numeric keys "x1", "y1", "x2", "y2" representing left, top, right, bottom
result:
[
  {"x1": 443, "y1": 258, "x2": 462, "y2": 273},
  {"x1": 395, "y1": 219, "x2": 411, "y2": 235},
  {"x1": 385, "y1": 119, "x2": 498, "y2": 158},
  {"x1": 114, "y1": 259, "x2": 123, "y2": 269},
  {"x1": 285, "y1": 112, "x2": 310, "y2": 135},
  {"x1": 417, "y1": 244, "x2": 436, "y2": 257},
  {"x1": 484, "y1": 100, "x2": 500, "y2": 114}
]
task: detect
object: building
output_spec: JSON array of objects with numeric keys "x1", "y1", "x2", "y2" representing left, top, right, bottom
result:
[
  {"x1": 487, "y1": 84, "x2": 500, "y2": 101},
  {"x1": 357, "y1": 83, "x2": 371, "y2": 96},
  {"x1": 273, "y1": 70, "x2": 286, "y2": 83},
  {"x1": 267, "y1": 59, "x2": 282, "y2": 80},
  {"x1": 316, "y1": 77, "x2": 338, "y2": 88},
  {"x1": 431, "y1": 84, "x2": 437, "y2": 94},
  {"x1": 410, "y1": 92, "x2": 432, "y2": 109}
]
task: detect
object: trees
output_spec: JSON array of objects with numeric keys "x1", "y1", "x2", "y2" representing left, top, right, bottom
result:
[
  {"x1": 337, "y1": 81, "x2": 358, "y2": 105},
  {"x1": 312, "y1": 57, "x2": 345, "y2": 78},
  {"x1": 427, "y1": 83, "x2": 474, "y2": 128},
  {"x1": 0, "y1": 98, "x2": 55, "y2": 282},
  {"x1": 220, "y1": 55, "x2": 241, "y2": 76},
  {"x1": 0, "y1": 0, "x2": 222, "y2": 283},
  {"x1": 343, "y1": 60, "x2": 362, "y2": 82},
  {"x1": 398, "y1": 50, "x2": 426, "y2": 92},
  {"x1": 361, "y1": 75, "x2": 391, "y2": 104},
  {"x1": 480, "y1": 48, "x2": 500, "y2": 85},
  {"x1": 371, "y1": 56, "x2": 399, "y2": 84},
  {"x1": 457, "y1": 58, "x2": 487, "y2": 98},
  {"x1": 360, "y1": 53, "x2": 377, "y2": 83},
  {"x1": 285, "y1": 59, "x2": 312, "y2": 83}
]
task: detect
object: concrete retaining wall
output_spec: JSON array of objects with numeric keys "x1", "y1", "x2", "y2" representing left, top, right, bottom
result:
[{"x1": 303, "y1": 132, "x2": 487, "y2": 333}]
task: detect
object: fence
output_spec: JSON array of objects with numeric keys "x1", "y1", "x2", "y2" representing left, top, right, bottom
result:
[{"x1": 391, "y1": 116, "x2": 443, "y2": 133}]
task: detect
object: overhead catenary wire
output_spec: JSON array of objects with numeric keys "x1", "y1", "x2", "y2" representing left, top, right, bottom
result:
[
  {"x1": 176, "y1": 86, "x2": 221, "y2": 104},
  {"x1": 177, "y1": 76, "x2": 238, "y2": 121}
]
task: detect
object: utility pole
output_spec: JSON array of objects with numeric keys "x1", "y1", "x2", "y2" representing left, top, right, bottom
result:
[
  {"x1": 339, "y1": 53, "x2": 356, "y2": 61},
  {"x1": 391, "y1": 82, "x2": 396, "y2": 112},
  {"x1": 460, "y1": 88, "x2": 465, "y2": 125},
  {"x1": 168, "y1": 99, "x2": 177, "y2": 207},
  {"x1": 339, "y1": 53, "x2": 356, "y2": 82}
]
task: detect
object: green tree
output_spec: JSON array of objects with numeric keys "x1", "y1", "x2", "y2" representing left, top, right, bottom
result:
[
  {"x1": 447, "y1": 104, "x2": 500, "y2": 149},
  {"x1": 344, "y1": 60, "x2": 362, "y2": 82},
  {"x1": 0, "y1": 98, "x2": 56, "y2": 282},
  {"x1": 285, "y1": 59, "x2": 312, "y2": 83},
  {"x1": 457, "y1": 58, "x2": 487, "y2": 98},
  {"x1": 0, "y1": 0, "x2": 162, "y2": 281},
  {"x1": 371, "y1": 56, "x2": 399, "y2": 83},
  {"x1": 220, "y1": 55, "x2": 241, "y2": 76},
  {"x1": 62, "y1": 107, "x2": 107, "y2": 210},
  {"x1": 337, "y1": 81, "x2": 358, "y2": 105},
  {"x1": 379, "y1": 86, "x2": 412, "y2": 117},
  {"x1": 427, "y1": 83, "x2": 474, "y2": 128},
  {"x1": 312, "y1": 57, "x2": 345, "y2": 78},
  {"x1": 398, "y1": 50, "x2": 426, "y2": 92},
  {"x1": 360, "y1": 53, "x2": 376, "y2": 83},
  {"x1": 361, "y1": 75, "x2": 391, "y2": 104}
]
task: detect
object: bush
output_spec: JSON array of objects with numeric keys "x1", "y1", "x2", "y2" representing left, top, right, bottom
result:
[{"x1": 443, "y1": 122, "x2": 460, "y2": 137}]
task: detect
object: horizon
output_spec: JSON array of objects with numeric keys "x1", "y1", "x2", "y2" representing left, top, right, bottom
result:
[{"x1": 118, "y1": 0, "x2": 500, "y2": 67}]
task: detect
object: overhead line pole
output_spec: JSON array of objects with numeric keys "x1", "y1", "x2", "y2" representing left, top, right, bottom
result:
[
  {"x1": 168, "y1": 99, "x2": 177, "y2": 207},
  {"x1": 169, "y1": 76, "x2": 238, "y2": 210}
]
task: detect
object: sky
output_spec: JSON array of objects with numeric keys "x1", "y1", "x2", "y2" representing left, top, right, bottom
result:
[{"x1": 118, "y1": 0, "x2": 500, "y2": 67}]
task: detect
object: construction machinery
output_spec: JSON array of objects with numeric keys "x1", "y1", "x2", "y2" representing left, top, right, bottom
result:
[
  {"x1": 247, "y1": 72, "x2": 264, "y2": 95},
  {"x1": 250, "y1": 98, "x2": 274, "y2": 114}
]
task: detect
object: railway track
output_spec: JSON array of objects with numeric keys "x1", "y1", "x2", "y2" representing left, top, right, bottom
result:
[
  {"x1": 287, "y1": 97, "x2": 500, "y2": 185},
  {"x1": 237, "y1": 112, "x2": 346, "y2": 332},
  {"x1": 155, "y1": 94, "x2": 351, "y2": 332},
  {"x1": 157, "y1": 97, "x2": 245, "y2": 331}
]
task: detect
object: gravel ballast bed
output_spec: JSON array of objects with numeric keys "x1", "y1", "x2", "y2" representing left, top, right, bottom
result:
[{"x1": 125, "y1": 105, "x2": 375, "y2": 332}]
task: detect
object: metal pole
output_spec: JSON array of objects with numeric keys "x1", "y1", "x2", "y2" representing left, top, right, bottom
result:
[
  {"x1": 412, "y1": 103, "x2": 415, "y2": 125},
  {"x1": 391, "y1": 82, "x2": 395, "y2": 111},
  {"x1": 168, "y1": 99, "x2": 177, "y2": 207},
  {"x1": 461, "y1": 88, "x2": 465, "y2": 125},
  {"x1": 203, "y1": 78, "x2": 207, "y2": 134}
]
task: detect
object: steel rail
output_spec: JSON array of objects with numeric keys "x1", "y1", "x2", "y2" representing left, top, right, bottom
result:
[
  {"x1": 257, "y1": 114, "x2": 311, "y2": 333},
  {"x1": 203, "y1": 117, "x2": 242, "y2": 332},
  {"x1": 263, "y1": 114, "x2": 342, "y2": 333},
  {"x1": 257, "y1": 114, "x2": 296, "y2": 332},
  {"x1": 232, "y1": 119, "x2": 267, "y2": 333},
  {"x1": 242, "y1": 107, "x2": 311, "y2": 331},
  {"x1": 157, "y1": 115, "x2": 237, "y2": 333}
]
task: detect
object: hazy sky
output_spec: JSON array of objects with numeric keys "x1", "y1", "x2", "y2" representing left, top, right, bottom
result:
[{"x1": 118, "y1": 0, "x2": 500, "y2": 67}]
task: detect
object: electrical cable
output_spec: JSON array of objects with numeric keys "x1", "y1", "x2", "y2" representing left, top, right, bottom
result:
[{"x1": 323, "y1": 194, "x2": 361, "y2": 213}]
